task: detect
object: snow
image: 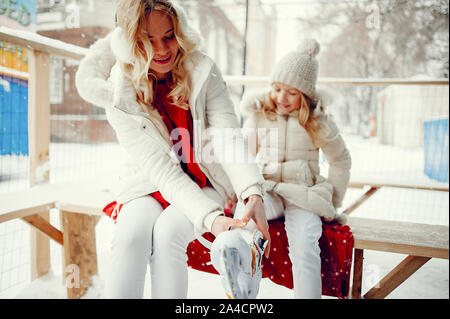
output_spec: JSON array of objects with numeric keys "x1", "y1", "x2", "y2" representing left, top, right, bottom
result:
[
  {"x1": 8, "y1": 236, "x2": 450, "y2": 299},
  {"x1": 340, "y1": 135, "x2": 449, "y2": 226},
  {"x1": 0, "y1": 134, "x2": 448, "y2": 299}
]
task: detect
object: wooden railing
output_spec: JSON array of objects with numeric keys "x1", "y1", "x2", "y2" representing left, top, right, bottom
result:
[
  {"x1": 1, "y1": 26, "x2": 449, "y2": 299},
  {"x1": 1, "y1": 26, "x2": 91, "y2": 296},
  {"x1": 224, "y1": 75, "x2": 450, "y2": 86}
]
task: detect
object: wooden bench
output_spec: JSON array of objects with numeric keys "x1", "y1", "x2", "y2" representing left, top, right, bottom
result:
[
  {"x1": 0, "y1": 182, "x2": 111, "y2": 299},
  {"x1": 1, "y1": 182, "x2": 448, "y2": 299},
  {"x1": 344, "y1": 179, "x2": 449, "y2": 298},
  {"x1": 347, "y1": 217, "x2": 448, "y2": 298}
]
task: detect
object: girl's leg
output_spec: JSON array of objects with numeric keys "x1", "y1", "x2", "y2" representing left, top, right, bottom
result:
[
  {"x1": 150, "y1": 187, "x2": 224, "y2": 299},
  {"x1": 104, "y1": 196, "x2": 163, "y2": 299},
  {"x1": 284, "y1": 204, "x2": 323, "y2": 299}
]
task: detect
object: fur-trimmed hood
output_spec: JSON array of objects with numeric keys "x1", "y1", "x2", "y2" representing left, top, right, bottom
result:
[
  {"x1": 109, "y1": 27, "x2": 134, "y2": 65},
  {"x1": 239, "y1": 86, "x2": 342, "y2": 118}
]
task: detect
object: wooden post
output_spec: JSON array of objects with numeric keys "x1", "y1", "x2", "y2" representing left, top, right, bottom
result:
[
  {"x1": 28, "y1": 50, "x2": 51, "y2": 280},
  {"x1": 351, "y1": 249, "x2": 364, "y2": 299},
  {"x1": 60, "y1": 211, "x2": 98, "y2": 299}
]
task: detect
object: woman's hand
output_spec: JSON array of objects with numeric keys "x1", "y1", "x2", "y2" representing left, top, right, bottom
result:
[
  {"x1": 211, "y1": 215, "x2": 247, "y2": 237},
  {"x1": 242, "y1": 195, "x2": 271, "y2": 258}
]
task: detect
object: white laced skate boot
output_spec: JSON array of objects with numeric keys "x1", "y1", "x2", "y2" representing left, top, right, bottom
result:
[{"x1": 210, "y1": 229, "x2": 268, "y2": 299}]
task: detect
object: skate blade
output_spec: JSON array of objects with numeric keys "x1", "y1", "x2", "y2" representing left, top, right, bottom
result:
[{"x1": 221, "y1": 248, "x2": 245, "y2": 299}]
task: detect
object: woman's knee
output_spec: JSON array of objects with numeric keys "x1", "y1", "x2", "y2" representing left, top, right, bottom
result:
[
  {"x1": 113, "y1": 196, "x2": 162, "y2": 252},
  {"x1": 152, "y1": 207, "x2": 195, "y2": 251}
]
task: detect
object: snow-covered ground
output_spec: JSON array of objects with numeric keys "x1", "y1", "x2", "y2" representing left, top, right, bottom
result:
[{"x1": 0, "y1": 134, "x2": 448, "y2": 299}]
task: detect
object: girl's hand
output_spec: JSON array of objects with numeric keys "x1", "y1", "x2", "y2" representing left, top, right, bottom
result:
[
  {"x1": 211, "y1": 215, "x2": 247, "y2": 237},
  {"x1": 242, "y1": 195, "x2": 271, "y2": 258}
]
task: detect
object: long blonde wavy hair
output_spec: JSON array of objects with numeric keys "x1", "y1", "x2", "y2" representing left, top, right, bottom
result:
[
  {"x1": 115, "y1": 0, "x2": 198, "y2": 111},
  {"x1": 262, "y1": 90, "x2": 328, "y2": 144}
]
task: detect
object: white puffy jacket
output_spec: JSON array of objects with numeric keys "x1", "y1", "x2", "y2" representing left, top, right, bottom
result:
[
  {"x1": 240, "y1": 89, "x2": 352, "y2": 220},
  {"x1": 75, "y1": 27, "x2": 264, "y2": 234}
]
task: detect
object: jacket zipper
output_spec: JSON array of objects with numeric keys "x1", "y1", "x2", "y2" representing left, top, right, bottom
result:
[
  {"x1": 191, "y1": 107, "x2": 230, "y2": 200},
  {"x1": 190, "y1": 96, "x2": 231, "y2": 200}
]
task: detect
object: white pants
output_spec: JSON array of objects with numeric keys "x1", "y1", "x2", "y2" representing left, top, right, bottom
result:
[
  {"x1": 233, "y1": 191, "x2": 323, "y2": 299},
  {"x1": 104, "y1": 187, "x2": 224, "y2": 299}
]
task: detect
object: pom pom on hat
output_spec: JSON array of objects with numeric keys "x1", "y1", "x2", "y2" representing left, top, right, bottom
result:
[
  {"x1": 270, "y1": 38, "x2": 321, "y2": 99},
  {"x1": 297, "y1": 38, "x2": 320, "y2": 57}
]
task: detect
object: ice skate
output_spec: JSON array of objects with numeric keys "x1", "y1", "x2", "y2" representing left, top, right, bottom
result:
[{"x1": 210, "y1": 229, "x2": 268, "y2": 299}]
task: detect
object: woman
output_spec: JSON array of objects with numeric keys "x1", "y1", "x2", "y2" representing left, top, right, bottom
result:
[{"x1": 75, "y1": 0, "x2": 270, "y2": 299}]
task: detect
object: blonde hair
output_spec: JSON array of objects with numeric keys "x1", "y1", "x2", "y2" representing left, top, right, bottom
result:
[
  {"x1": 262, "y1": 91, "x2": 327, "y2": 144},
  {"x1": 116, "y1": 0, "x2": 198, "y2": 111}
]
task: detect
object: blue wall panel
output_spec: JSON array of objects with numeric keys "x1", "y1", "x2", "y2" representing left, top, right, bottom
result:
[
  {"x1": 0, "y1": 74, "x2": 28, "y2": 156},
  {"x1": 424, "y1": 118, "x2": 449, "y2": 183}
]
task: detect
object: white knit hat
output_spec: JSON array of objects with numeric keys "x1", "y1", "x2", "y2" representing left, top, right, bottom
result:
[{"x1": 270, "y1": 38, "x2": 320, "y2": 99}]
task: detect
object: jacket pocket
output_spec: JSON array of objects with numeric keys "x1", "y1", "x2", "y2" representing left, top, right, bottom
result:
[
  {"x1": 140, "y1": 119, "x2": 170, "y2": 150},
  {"x1": 139, "y1": 119, "x2": 181, "y2": 165}
]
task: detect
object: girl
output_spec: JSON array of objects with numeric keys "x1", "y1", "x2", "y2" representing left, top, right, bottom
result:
[
  {"x1": 213, "y1": 39, "x2": 352, "y2": 299},
  {"x1": 75, "y1": 0, "x2": 270, "y2": 299}
]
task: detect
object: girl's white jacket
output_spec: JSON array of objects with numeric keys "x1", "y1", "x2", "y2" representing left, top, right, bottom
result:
[
  {"x1": 75, "y1": 27, "x2": 264, "y2": 234},
  {"x1": 239, "y1": 89, "x2": 352, "y2": 212}
]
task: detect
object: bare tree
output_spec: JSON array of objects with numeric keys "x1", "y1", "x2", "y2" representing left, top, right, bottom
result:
[{"x1": 295, "y1": 0, "x2": 449, "y2": 133}]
